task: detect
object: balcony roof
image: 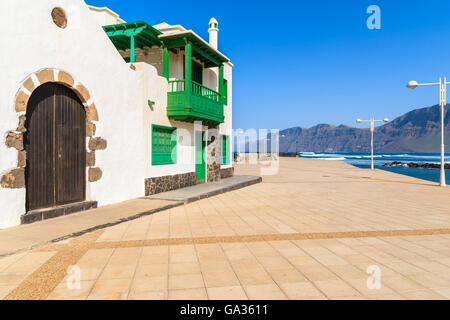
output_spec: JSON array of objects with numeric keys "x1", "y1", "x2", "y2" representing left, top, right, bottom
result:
[
  {"x1": 103, "y1": 21, "x2": 162, "y2": 51},
  {"x1": 159, "y1": 31, "x2": 229, "y2": 68}
]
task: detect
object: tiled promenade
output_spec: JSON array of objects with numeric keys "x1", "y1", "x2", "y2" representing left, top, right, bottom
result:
[{"x1": 3, "y1": 158, "x2": 450, "y2": 300}]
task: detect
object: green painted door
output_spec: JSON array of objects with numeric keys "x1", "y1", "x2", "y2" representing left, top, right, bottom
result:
[{"x1": 195, "y1": 131, "x2": 206, "y2": 180}]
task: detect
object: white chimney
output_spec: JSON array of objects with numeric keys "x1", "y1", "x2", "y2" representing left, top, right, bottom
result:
[{"x1": 208, "y1": 18, "x2": 219, "y2": 49}]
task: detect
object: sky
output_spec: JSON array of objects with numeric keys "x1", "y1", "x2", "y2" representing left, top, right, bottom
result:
[{"x1": 87, "y1": 0, "x2": 450, "y2": 130}]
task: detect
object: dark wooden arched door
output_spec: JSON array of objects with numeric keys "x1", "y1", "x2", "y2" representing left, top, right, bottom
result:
[{"x1": 25, "y1": 83, "x2": 86, "y2": 211}]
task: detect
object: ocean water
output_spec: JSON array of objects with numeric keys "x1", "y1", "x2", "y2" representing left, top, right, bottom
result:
[{"x1": 299, "y1": 152, "x2": 450, "y2": 184}]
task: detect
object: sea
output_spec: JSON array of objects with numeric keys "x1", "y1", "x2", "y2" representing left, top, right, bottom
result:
[{"x1": 298, "y1": 152, "x2": 450, "y2": 184}]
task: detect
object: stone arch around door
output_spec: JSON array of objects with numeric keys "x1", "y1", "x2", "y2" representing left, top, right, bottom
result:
[{"x1": 1, "y1": 69, "x2": 107, "y2": 199}]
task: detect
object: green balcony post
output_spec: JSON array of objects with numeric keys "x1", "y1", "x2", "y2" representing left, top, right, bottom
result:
[
  {"x1": 130, "y1": 34, "x2": 136, "y2": 63},
  {"x1": 163, "y1": 46, "x2": 169, "y2": 80},
  {"x1": 184, "y1": 41, "x2": 192, "y2": 103},
  {"x1": 218, "y1": 64, "x2": 224, "y2": 104}
]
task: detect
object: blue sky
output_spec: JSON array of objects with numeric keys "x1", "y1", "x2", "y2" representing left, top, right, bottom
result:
[{"x1": 87, "y1": 0, "x2": 450, "y2": 130}]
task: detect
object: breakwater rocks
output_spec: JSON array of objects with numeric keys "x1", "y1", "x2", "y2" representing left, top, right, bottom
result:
[{"x1": 383, "y1": 161, "x2": 450, "y2": 169}]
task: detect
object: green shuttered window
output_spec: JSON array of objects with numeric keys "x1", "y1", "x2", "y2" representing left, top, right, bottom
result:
[
  {"x1": 221, "y1": 135, "x2": 230, "y2": 165},
  {"x1": 152, "y1": 125, "x2": 177, "y2": 165}
]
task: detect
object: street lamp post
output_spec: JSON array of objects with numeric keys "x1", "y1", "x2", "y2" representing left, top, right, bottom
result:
[
  {"x1": 407, "y1": 78, "x2": 448, "y2": 187},
  {"x1": 356, "y1": 118, "x2": 389, "y2": 170}
]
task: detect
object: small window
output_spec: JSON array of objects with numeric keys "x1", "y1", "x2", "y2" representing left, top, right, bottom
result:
[
  {"x1": 152, "y1": 125, "x2": 177, "y2": 165},
  {"x1": 221, "y1": 135, "x2": 230, "y2": 165}
]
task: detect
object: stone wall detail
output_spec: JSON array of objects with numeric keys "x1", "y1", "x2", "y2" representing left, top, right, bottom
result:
[
  {"x1": 220, "y1": 167, "x2": 234, "y2": 179},
  {"x1": 0, "y1": 168, "x2": 25, "y2": 189},
  {"x1": 2, "y1": 68, "x2": 107, "y2": 191},
  {"x1": 145, "y1": 172, "x2": 197, "y2": 196},
  {"x1": 207, "y1": 164, "x2": 221, "y2": 182},
  {"x1": 206, "y1": 127, "x2": 221, "y2": 182}
]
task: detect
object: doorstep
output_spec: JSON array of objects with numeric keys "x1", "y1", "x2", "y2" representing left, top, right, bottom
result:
[{"x1": 21, "y1": 201, "x2": 98, "y2": 224}]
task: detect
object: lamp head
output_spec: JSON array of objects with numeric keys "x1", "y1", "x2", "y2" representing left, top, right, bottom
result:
[
  {"x1": 356, "y1": 119, "x2": 361, "y2": 123},
  {"x1": 407, "y1": 80, "x2": 419, "y2": 89},
  {"x1": 383, "y1": 118, "x2": 389, "y2": 122}
]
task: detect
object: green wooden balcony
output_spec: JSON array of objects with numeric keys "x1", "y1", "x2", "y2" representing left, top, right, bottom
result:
[
  {"x1": 167, "y1": 80, "x2": 224, "y2": 126},
  {"x1": 160, "y1": 32, "x2": 230, "y2": 127}
]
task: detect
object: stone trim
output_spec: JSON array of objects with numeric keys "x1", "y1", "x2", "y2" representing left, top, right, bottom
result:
[
  {"x1": 145, "y1": 172, "x2": 197, "y2": 196},
  {"x1": 2, "y1": 68, "x2": 107, "y2": 192},
  {"x1": 0, "y1": 168, "x2": 25, "y2": 189},
  {"x1": 88, "y1": 168, "x2": 103, "y2": 182}
]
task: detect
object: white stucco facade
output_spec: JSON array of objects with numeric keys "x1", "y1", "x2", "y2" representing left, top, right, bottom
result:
[{"x1": 0, "y1": 0, "x2": 233, "y2": 228}]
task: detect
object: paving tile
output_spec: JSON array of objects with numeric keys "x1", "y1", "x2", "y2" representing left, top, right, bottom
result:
[
  {"x1": 169, "y1": 288, "x2": 208, "y2": 300},
  {"x1": 433, "y1": 287, "x2": 450, "y2": 299},
  {"x1": 87, "y1": 278, "x2": 132, "y2": 300},
  {"x1": 232, "y1": 265, "x2": 274, "y2": 286},
  {"x1": 0, "y1": 273, "x2": 27, "y2": 287},
  {"x1": 130, "y1": 276, "x2": 167, "y2": 292},
  {"x1": 381, "y1": 275, "x2": 424, "y2": 292},
  {"x1": 296, "y1": 265, "x2": 337, "y2": 282},
  {"x1": 0, "y1": 252, "x2": 27, "y2": 272},
  {"x1": 331, "y1": 295, "x2": 366, "y2": 300},
  {"x1": 207, "y1": 286, "x2": 248, "y2": 300},
  {"x1": 98, "y1": 264, "x2": 137, "y2": 280},
  {"x1": 278, "y1": 281, "x2": 326, "y2": 300},
  {"x1": 128, "y1": 290, "x2": 166, "y2": 300},
  {"x1": 169, "y1": 273, "x2": 204, "y2": 290},
  {"x1": 107, "y1": 248, "x2": 142, "y2": 265},
  {"x1": 2, "y1": 251, "x2": 56, "y2": 275},
  {"x1": 409, "y1": 273, "x2": 450, "y2": 289},
  {"x1": 0, "y1": 285, "x2": 16, "y2": 300},
  {"x1": 328, "y1": 265, "x2": 366, "y2": 280},
  {"x1": 202, "y1": 270, "x2": 240, "y2": 288},
  {"x1": 367, "y1": 293, "x2": 405, "y2": 300},
  {"x1": 245, "y1": 283, "x2": 287, "y2": 300},
  {"x1": 268, "y1": 268, "x2": 306, "y2": 284},
  {"x1": 135, "y1": 263, "x2": 168, "y2": 278},
  {"x1": 401, "y1": 289, "x2": 447, "y2": 300},
  {"x1": 169, "y1": 262, "x2": 201, "y2": 275},
  {"x1": 314, "y1": 279, "x2": 360, "y2": 298}
]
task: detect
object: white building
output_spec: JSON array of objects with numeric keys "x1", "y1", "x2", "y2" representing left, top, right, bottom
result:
[{"x1": 0, "y1": 1, "x2": 233, "y2": 228}]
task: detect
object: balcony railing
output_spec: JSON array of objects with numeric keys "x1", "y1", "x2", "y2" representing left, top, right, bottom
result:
[
  {"x1": 167, "y1": 80, "x2": 224, "y2": 126},
  {"x1": 169, "y1": 80, "x2": 221, "y2": 102}
]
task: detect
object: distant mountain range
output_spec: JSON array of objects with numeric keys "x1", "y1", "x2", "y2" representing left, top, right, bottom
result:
[{"x1": 278, "y1": 105, "x2": 450, "y2": 153}]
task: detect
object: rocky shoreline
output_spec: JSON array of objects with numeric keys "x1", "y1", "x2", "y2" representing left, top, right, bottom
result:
[{"x1": 383, "y1": 161, "x2": 450, "y2": 169}]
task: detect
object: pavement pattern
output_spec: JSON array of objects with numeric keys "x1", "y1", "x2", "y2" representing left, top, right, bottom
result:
[{"x1": 3, "y1": 158, "x2": 450, "y2": 300}]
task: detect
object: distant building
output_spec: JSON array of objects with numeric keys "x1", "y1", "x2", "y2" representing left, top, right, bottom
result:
[{"x1": 0, "y1": 1, "x2": 233, "y2": 228}]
